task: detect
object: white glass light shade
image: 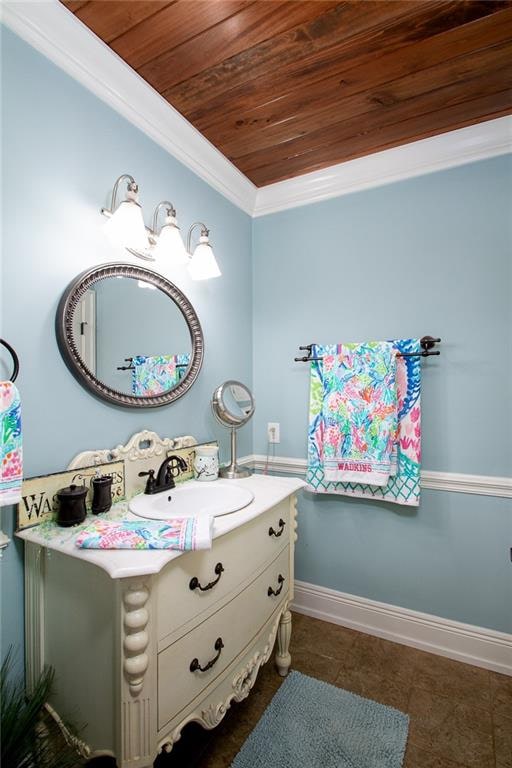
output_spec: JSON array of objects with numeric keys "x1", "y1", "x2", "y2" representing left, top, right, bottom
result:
[
  {"x1": 188, "y1": 236, "x2": 221, "y2": 280},
  {"x1": 103, "y1": 200, "x2": 149, "y2": 250},
  {"x1": 153, "y1": 217, "x2": 188, "y2": 265}
]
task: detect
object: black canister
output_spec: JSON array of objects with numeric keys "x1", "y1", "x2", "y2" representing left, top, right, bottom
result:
[
  {"x1": 91, "y1": 475, "x2": 113, "y2": 515},
  {"x1": 56, "y1": 484, "x2": 88, "y2": 527}
]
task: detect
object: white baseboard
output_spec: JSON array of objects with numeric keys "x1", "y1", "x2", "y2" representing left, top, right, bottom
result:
[{"x1": 292, "y1": 580, "x2": 512, "y2": 676}]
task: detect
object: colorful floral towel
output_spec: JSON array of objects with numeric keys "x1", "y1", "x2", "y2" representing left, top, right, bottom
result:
[
  {"x1": 307, "y1": 339, "x2": 421, "y2": 506},
  {"x1": 75, "y1": 515, "x2": 212, "y2": 550},
  {"x1": 1, "y1": 381, "x2": 23, "y2": 507},
  {"x1": 132, "y1": 353, "x2": 190, "y2": 396},
  {"x1": 321, "y1": 342, "x2": 397, "y2": 486}
]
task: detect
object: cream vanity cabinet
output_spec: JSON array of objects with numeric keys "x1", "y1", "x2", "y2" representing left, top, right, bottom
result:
[{"x1": 21, "y1": 472, "x2": 303, "y2": 768}]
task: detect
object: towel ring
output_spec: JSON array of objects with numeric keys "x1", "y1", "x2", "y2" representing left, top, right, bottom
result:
[{"x1": 0, "y1": 338, "x2": 19, "y2": 382}]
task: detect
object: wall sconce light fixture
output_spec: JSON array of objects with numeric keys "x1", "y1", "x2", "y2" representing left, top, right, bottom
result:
[
  {"x1": 101, "y1": 174, "x2": 149, "y2": 251},
  {"x1": 101, "y1": 177, "x2": 220, "y2": 280},
  {"x1": 187, "y1": 222, "x2": 221, "y2": 280},
  {"x1": 151, "y1": 201, "x2": 188, "y2": 265}
]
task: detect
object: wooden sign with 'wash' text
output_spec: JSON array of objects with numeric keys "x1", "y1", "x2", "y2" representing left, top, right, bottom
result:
[{"x1": 17, "y1": 461, "x2": 125, "y2": 531}]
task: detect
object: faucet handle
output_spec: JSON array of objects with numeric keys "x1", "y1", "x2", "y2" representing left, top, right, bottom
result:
[{"x1": 138, "y1": 469, "x2": 156, "y2": 494}]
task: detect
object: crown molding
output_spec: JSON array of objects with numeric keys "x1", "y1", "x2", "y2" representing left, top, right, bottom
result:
[
  {"x1": 253, "y1": 116, "x2": 512, "y2": 216},
  {"x1": 2, "y1": 3, "x2": 511, "y2": 218},
  {"x1": 239, "y1": 454, "x2": 512, "y2": 498},
  {"x1": 1, "y1": 0, "x2": 257, "y2": 215}
]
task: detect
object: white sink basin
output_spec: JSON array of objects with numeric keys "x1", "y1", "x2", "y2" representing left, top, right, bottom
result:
[{"x1": 129, "y1": 479, "x2": 254, "y2": 520}]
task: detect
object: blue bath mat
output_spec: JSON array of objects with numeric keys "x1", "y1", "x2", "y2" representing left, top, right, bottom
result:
[{"x1": 231, "y1": 671, "x2": 409, "y2": 768}]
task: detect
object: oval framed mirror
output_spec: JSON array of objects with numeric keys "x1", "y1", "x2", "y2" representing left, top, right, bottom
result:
[
  {"x1": 212, "y1": 380, "x2": 255, "y2": 478},
  {"x1": 56, "y1": 263, "x2": 204, "y2": 408}
]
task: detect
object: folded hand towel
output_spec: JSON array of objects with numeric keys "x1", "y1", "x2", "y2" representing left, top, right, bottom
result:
[
  {"x1": 0, "y1": 381, "x2": 22, "y2": 507},
  {"x1": 75, "y1": 515, "x2": 212, "y2": 550},
  {"x1": 132, "y1": 353, "x2": 190, "y2": 396},
  {"x1": 307, "y1": 339, "x2": 421, "y2": 507},
  {"x1": 320, "y1": 342, "x2": 398, "y2": 486}
]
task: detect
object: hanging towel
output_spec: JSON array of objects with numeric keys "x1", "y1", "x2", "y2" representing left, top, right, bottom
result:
[
  {"x1": 307, "y1": 339, "x2": 421, "y2": 507},
  {"x1": 0, "y1": 381, "x2": 23, "y2": 507},
  {"x1": 131, "y1": 353, "x2": 190, "y2": 396},
  {"x1": 321, "y1": 342, "x2": 398, "y2": 486},
  {"x1": 75, "y1": 515, "x2": 213, "y2": 551}
]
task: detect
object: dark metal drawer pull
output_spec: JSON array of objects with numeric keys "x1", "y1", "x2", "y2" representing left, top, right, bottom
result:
[
  {"x1": 189, "y1": 562, "x2": 224, "y2": 592},
  {"x1": 190, "y1": 638, "x2": 224, "y2": 673},
  {"x1": 268, "y1": 518, "x2": 285, "y2": 537},
  {"x1": 268, "y1": 574, "x2": 285, "y2": 597}
]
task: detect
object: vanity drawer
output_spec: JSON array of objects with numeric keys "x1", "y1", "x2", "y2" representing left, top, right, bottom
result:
[
  {"x1": 157, "y1": 546, "x2": 289, "y2": 730},
  {"x1": 156, "y1": 500, "x2": 290, "y2": 645}
]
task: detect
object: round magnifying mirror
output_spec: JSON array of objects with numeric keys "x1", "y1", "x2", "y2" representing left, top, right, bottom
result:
[{"x1": 212, "y1": 381, "x2": 255, "y2": 479}]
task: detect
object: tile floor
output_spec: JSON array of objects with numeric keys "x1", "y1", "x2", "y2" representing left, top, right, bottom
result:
[{"x1": 156, "y1": 612, "x2": 512, "y2": 768}]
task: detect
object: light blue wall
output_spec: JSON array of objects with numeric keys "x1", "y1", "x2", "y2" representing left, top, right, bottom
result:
[
  {"x1": 253, "y1": 156, "x2": 512, "y2": 633},
  {"x1": 0, "y1": 27, "x2": 252, "y2": 664},
  {"x1": 2, "y1": 25, "x2": 511, "y2": 675}
]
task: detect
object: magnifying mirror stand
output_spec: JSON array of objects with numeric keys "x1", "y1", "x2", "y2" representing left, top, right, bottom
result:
[
  {"x1": 212, "y1": 380, "x2": 254, "y2": 479},
  {"x1": 219, "y1": 427, "x2": 251, "y2": 479}
]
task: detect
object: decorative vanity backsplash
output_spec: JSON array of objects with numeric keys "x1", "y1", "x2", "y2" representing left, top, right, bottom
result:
[{"x1": 17, "y1": 432, "x2": 218, "y2": 531}]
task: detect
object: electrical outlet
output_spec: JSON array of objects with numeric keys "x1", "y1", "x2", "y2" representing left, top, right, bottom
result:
[{"x1": 267, "y1": 422, "x2": 280, "y2": 444}]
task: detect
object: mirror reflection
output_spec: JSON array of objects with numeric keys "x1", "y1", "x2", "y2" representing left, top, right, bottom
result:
[
  {"x1": 221, "y1": 383, "x2": 254, "y2": 423},
  {"x1": 71, "y1": 275, "x2": 191, "y2": 397}
]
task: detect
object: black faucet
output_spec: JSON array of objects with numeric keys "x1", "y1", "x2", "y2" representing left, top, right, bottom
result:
[{"x1": 138, "y1": 455, "x2": 188, "y2": 495}]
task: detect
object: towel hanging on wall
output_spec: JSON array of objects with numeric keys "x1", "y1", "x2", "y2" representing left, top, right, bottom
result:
[
  {"x1": 0, "y1": 380, "x2": 23, "y2": 507},
  {"x1": 320, "y1": 341, "x2": 398, "y2": 486},
  {"x1": 307, "y1": 338, "x2": 422, "y2": 507},
  {"x1": 1, "y1": 338, "x2": 22, "y2": 509}
]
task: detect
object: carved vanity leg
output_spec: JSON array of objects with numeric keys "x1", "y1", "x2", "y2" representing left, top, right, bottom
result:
[
  {"x1": 123, "y1": 583, "x2": 150, "y2": 696},
  {"x1": 275, "y1": 608, "x2": 292, "y2": 677},
  {"x1": 119, "y1": 580, "x2": 156, "y2": 767}
]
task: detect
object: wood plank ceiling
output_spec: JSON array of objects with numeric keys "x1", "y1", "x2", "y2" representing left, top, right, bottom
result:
[{"x1": 63, "y1": 0, "x2": 512, "y2": 187}]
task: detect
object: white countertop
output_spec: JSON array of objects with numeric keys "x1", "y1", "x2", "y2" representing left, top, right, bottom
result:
[{"x1": 17, "y1": 474, "x2": 305, "y2": 579}]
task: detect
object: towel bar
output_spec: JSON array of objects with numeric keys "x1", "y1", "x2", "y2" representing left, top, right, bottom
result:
[
  {"x1": 0, "y1": 338, "x2": 20, "y2": 382},
  {"x1": 294, "y1": 336, "x2": 441, "y2": 362},
  {"x1": 117, "y1": 357, "x2": 190, "y2": 371}
]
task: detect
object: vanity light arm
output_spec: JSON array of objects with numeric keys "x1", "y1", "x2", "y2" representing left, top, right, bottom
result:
[
  {"x1": 101, "y1": 173, "x2": 138, "y2": 217},
  {"x1": 152, "y1": 200, "x2": 177, "y2": 236},
  {"x1": 186, "y1": 221, "x2": 210, "y2": 254}
]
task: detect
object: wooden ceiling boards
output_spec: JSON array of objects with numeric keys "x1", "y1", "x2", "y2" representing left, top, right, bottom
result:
[{"x1": 63, "y1": 0, "x2": 512, "y2": 186}]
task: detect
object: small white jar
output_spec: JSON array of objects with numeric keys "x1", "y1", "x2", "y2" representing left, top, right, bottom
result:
[{"x1": 193, "y1": 445, "x2": 219, "y2": 481}]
